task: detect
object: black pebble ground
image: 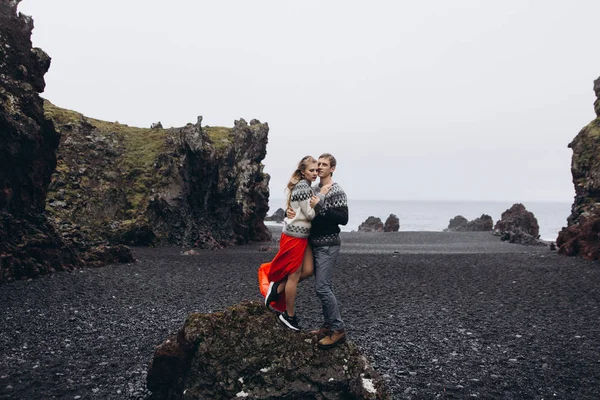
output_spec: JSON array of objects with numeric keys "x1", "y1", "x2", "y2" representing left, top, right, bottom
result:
[{"x1": 1, "y1": 230, "x2": 600, "y2": 399}]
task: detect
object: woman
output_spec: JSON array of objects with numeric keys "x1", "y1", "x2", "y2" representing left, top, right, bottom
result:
[{"x1": 258, "y1": 155, "x2": 319, "y2": 331}]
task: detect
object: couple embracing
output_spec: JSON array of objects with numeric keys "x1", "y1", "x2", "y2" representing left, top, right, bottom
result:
[{"x1": 258, "y1": 153, "x2": 349, "y2": 349}]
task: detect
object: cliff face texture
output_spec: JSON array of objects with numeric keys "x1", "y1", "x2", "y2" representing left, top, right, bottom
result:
[
  {"x1": 0, "y1": 0, "x2": 82, "y2": 282},
  {"x1": 0, "y1": 1, "x2": 56, "y2": 213},
  {"x1": 557, "y1": 77, "x2": 600, "y2": 259},
  {"x1": 45, "y1": 104, "x2": 271, "y2": 248}
]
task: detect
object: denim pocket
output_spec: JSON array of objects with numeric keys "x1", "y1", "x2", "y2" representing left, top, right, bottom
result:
[{"x1": 328, "y1": 245, "x2": 341, "y2": 257}]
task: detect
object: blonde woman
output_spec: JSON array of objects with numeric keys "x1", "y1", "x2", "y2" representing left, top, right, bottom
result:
[{"x1": 258, "y1": 155, "x2": 319, "y2": 331}]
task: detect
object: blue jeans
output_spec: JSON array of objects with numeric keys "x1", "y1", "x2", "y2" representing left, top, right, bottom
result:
[{"x1": 313, "y1": 245, "x2": 344, "y2": 331}]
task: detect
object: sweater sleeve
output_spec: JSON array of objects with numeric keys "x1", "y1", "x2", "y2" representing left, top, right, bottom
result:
[
  {"x1": 320, "y1": 205, "x2": 348, "y2": 225},
  {"x1": 291, "y1": 180, "x2": 316, "y2": 221},
  {"x1": 316, "y1": 184, "x2": 349, "y2": 225},
  {"x1": 299, "y1": 197, "x2": 316, "y2": 221}
]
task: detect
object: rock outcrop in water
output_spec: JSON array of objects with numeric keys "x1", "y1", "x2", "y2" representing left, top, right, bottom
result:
[
  {"x1": 0, "y1": 1, "x2": 133, "y2": 282},
  {"x1": 147, "y1": 301, "x2": 390, "y2": 400},
  {"x1": 445, "y1": 214, "x2": 493, "y2": 232},
  {"x1": 265, "y1": 207, "x2": 285, "y2": 223},
  {"x1": 358, "y1": 216, "x2": 384, "y2": 232},
  {"x1": 383, "y1": 214, "x2": 400, "y2": 232},
  {"x1": 557, "y1": 77, "x2": 600, "y2": 259},
  {"x1": 45, "y1": 103, "x2": 271, "y2": 248},
  {"x1": 493, "y1": 204, "x2": 544, "y2": 245}
]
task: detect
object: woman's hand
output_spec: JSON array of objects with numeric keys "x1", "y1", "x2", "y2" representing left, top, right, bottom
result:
[
  {"x1": 310, "y1": 195, "x2": 320, "y2": 208},
  {"x1": 286, "y1": 207, "x2": 296, "y2": 219},
  {"x1": 320, "y1": 183, "x2": 333, "y2": 195}
]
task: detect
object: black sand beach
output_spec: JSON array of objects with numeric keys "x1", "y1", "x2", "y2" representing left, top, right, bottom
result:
[{"x1": 1, "y1": 230, "x2": 599, "y2": 399}]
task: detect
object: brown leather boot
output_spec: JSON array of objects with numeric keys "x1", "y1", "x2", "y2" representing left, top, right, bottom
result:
[
  {"x1": 317, "y1": 329, "x2": 346, "y2": 349},
  {"x1": 308, "y1": 326, "x2": 332, "y2": 338}
]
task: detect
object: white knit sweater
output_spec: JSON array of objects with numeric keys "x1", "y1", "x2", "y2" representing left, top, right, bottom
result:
[{"x1": 282, "y1": 179, "x2": 316, "y2": 238}]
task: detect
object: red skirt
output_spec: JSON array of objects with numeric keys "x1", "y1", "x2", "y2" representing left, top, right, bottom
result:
[{"x1": 258, "y1": 233, "x2": 307, "y2": 312}]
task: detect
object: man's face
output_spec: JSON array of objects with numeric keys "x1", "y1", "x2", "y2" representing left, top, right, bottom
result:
[{"x1": 317, "y1": 158, "x2": 335, "y2": 178}]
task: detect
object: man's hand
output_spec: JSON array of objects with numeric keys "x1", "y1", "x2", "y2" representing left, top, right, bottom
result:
[
  {"x1": 286, "y1": 207, "x2": 296, "y2": 219},
  {"x1": 320, "y1": 183, "x2": 333, "y2": 195},
  {"x1": 310, "y1": 195, "x2": 320, "y2": 208}
]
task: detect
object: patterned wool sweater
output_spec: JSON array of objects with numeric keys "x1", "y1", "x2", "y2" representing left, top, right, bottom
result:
[
  {"x1": 282, "y1": 179, "x2": 316, "y2": 239},
  {"x1": 309, "y1": 182, "x2": 349, "y2": 247}
]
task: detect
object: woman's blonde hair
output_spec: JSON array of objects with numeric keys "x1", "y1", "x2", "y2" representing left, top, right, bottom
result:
[{"x1": 285, "y1": 155, "x2": 317, "y2": 207}]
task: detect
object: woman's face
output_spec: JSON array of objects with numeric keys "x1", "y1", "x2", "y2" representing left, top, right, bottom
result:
[{"x1": 303, "y1": 162, "x2": 318, "y2": 182}]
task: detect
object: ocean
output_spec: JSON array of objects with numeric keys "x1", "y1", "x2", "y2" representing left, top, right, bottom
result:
[{"x1": 267, "y1": 199, "x2": 572, "y2": 242}]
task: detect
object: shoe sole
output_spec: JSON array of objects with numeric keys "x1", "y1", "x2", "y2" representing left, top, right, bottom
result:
[
  {"x1": 278, "y1": 314, "x2": 300, "y2": 331},
  {"x1": 308, "y1": 330, "x2": 332, "y2": 338},
  {"x1": 265, "y1": 282, "x2": 275, "y2": 306},
  {"x1": 318, "y1": 336, "x2": 347, "y2": 349}
]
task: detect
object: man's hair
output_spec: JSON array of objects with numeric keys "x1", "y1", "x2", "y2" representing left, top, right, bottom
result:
[{"x1": 318, "y1": 153, "x2": 337, "y2": 168}]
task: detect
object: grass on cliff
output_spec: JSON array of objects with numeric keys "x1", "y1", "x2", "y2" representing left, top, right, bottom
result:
[
  {"x1": 204, "y1": 126, "x2": 233, "y2": 152},
  {"x1": 43, "y1": 100, "x2": 85, "y2": 126},
  {"x1": 44, "y1": 100, "x2": 168, "y2": 211},
  {"x1": 44, "y1": 101, "x2": 165, "y2": 169},
  {"x1": 44, "y1": 101, "x2": 236, "y2": 213}
]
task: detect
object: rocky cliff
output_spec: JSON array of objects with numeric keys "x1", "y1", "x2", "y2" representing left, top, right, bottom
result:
[
  {"x1": 0, "y1": 1, "x2": 140, "y2": 284},
  {"x1": 557, "y1": 77, "x2": 600, "y2": 259},
  {"x1": 44, "y1": 103, "x2": 271, "y2": 248},
  {"x1": 0, "y1": 0, "x2": 84, "y2": 282}
]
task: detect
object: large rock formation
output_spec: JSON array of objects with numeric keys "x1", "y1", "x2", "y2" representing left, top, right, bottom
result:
[
  {"x1": 358, "y1": 216, "x2": 384, "y2": 232},
  {"x1": 445, "y1": 215, "x2": 468, "y2": 231},
  {"x1": 0, "y1": 1, "x2": 56, "y2": 214},
  {"x1": 44, "y1": 103, "x2": 271, "y2": 248},
  {"x1": 147, "y1": 301, "x2": 391, "y2": 399},
  {"x1": 493, "y1": 204, "x2": 544, "y2": 245},
  {"x1": 557, "y1": 77, "x2": 600, "y2": 259},
  {"x1": 383, "y1": 214, "x2": 399, "y2": 232},
  {"x1": 445, "y1": 214, "x2": 493, "y2": 232},
  {"x1": 0, "y1": 2, "x2": 134, "y2": 283}
]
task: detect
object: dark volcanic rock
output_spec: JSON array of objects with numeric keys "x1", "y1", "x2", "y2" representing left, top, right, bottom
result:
[
  {"x1": 0, "y1": 1, "x2": 87, "y2": 282},
  {"x1": 446, "y1": 215, "x2": 493, "y2": 232},
  {"x1": 82, "y1": 244, "x2": 135, "y2": 268},
  {"x1": 466, "y1": 214, "x2": 493, "y2": 231},
  {"x1": 445, "y1": 215, "x2": 468, "y2": 231},
  {"x1": 45, "y1": 104, "x2": 271, "y2": 248},
  {"x1": 0, "y1": 2, "x2": 133, "y2": 282},
  {"x1": 0, "y1": 0, "x2": 57, "y2": 215},
  {"x1": 383, "y1": 214, "x2": 399, "y2": 232},
  {"x1": 557, "y1": 77, "x2": 600, "y2": 259},
  {"x1": 494, "y1": 204, "x2": 544, "y2": 245},
  {"x1": 265, "y1": 207, "x2": 285, "y2": 223},
  {"x1": 358, "y1": 216, "x2": 384, "y2": 232},
  {"x1": 594, "y1": 77, "x2": 600, "y2": 117},
  {"x1": 147, "y1": 301, "x2": 390, "y2": 400},
  {"x1": 0, "y1": 212, "x2": 81, "y2": 282}
]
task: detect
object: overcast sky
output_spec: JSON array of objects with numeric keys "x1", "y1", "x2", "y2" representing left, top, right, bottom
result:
[{"x1": 19, "y1": 0, "x2": 600, "y2": 202}]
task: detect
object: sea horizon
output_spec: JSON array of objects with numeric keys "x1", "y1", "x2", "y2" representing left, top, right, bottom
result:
[{"x1": 267, "y1": 198, "x2": 572, "y2": 241}]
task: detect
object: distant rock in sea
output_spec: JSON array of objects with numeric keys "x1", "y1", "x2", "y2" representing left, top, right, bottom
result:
[
  {"x1": 493, "y1": 204, "x2": 545, "y2": 246},
  {"x1": 383, "y1": 214, "x2": 400, "y2": 232},
  {"x1": 445, "y1": 215, "x2": 468, "y2": 231},
  {"x1": 358, "y1": 216, "x2": 384, "y2": 232},
  {"x1": 147, "y1": 301, "x2": 391, "y2": 399},
  {"x1": 445, "y1": 214, "x2": 493, "y2": 232},
  {"x1": 264, "y1": 207, "x2": 285, "y2": 223}
]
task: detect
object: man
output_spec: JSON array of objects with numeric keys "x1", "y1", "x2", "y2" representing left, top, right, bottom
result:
[{"x1": 289, "y1": 153, "x2": 349, "y2": 349}]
